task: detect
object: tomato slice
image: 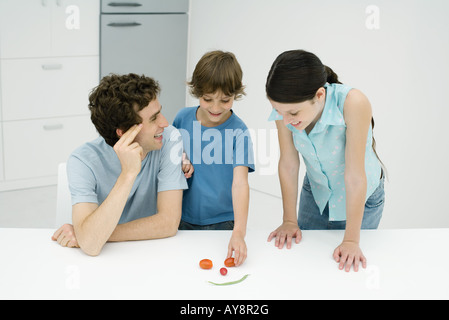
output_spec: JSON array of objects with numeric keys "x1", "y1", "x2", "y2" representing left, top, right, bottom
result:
[
  {"x1": 199, "y1": 259, "x2": 213, "y2": 269},
  {"x1": 224, "y1": 257, "x2": 235, "y2": 267}
]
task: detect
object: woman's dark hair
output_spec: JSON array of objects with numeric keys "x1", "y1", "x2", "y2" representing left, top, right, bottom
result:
[
  {"x1": 266, "y1": 49, "x2": 386, "y2": 176},
  {"x1": 88, "y1": 73, "x2": 160, "y2": 146},
  {"x1": 266, "y1": 49, "x2": 340, "y2": 103}
]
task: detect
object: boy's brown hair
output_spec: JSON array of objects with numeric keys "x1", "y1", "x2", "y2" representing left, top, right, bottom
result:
[
  {"x1": 188, "y1": 50, "x2": 246, "y2": 99},
  {"x1": 88, "y1": 73, "x2": 160, "y2": 147}
]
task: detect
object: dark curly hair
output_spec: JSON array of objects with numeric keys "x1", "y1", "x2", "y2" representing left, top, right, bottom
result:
[{"x1": 88, "y1": 73, "x2": 160, "y2": 146}]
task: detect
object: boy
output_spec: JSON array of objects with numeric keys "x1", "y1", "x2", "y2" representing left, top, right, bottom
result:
[{"x1": 173, "y1": 51, "x2": 255, "y2": 266}]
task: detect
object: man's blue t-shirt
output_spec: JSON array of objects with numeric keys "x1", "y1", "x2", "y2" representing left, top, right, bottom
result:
[
  {"x1": 67, "y1": 125, "x2": 188, "y2": 224},
  {"x1": 173, "y1": 107, "x2": 255, "y2": 225}
]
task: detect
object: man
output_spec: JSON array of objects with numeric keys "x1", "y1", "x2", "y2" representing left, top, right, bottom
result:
[{"x1": 52, "y1": 74, "x2": 187, "y2": 256}]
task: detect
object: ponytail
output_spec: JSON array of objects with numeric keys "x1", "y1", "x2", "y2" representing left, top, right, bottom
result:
[{"x1": 324, "y1": 65, "x2": 342, "y2": 84}]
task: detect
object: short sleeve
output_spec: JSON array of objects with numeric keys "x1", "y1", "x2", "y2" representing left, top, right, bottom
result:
[
  {"x1": 233, "y1": 128, "x2": 256, "y2": 173},
  {"x1": 268, "y1": 108, "x2": 283, "y2": 121},
  {"x1": 157, "y1": 126, "x2": 189, "y2": 193},
  {"x1": 67, "y1": 155, "x2": 99, "y2": 205}
]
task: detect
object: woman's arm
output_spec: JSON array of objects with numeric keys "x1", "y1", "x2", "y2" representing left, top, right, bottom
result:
[
  {"x1": 334, "y1": 88, "x2": 373, "y2": 271},
  {"x1": 267, "y1": 120, "x2": 302, "y2": 249}
]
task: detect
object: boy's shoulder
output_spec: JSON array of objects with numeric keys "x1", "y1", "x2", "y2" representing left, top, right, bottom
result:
[
  {"x1": 174, "y1": 106, "x2": 197, "y2": 121},
  {"x1": 228, "y1": 111, "x2": 250, "y2": 130}
]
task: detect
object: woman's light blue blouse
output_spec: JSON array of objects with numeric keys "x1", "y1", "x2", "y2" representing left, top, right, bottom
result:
[{"x1": 269, "y1": 83, "x2": 381, "y2": 221}]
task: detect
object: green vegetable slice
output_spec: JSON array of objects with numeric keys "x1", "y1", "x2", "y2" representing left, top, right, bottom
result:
[{"x1": 208, "y1": 274, "x2": 250, "y2": 286}]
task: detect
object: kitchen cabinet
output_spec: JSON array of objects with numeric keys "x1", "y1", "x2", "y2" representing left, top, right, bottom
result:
[
  {"x1": 1, "y1": 57, "x2": 98, "y2": 121},
  {"x1": 0, "y1": 0, "x2": 99, "y2": 58},
  {"x1": 101, "y1": 0, "x2": 189, "y2": 13},
  {"x1": 3, "y1": 116, "x2": 97, "y2": 181},
  {"x1": 101, "y1": 0, "x2": 189, "y2": 124},
  {"x1": 0, "y1": 122, "x2": 4, "y2": 182},
  {"x1": 0, "y1": 0, "x2": 100, "y2": 191}
]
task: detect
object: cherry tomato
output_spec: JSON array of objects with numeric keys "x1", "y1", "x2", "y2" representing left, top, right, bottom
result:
[
  {"x1": 220, "y1": 268, "x2": 228, "y2": 276},
  {"x1": 199, "y1": 259, "x2": 213, "y2": 270},
  {"x1": 224, "y1": 257, "x2": 235, "y2": 267}
]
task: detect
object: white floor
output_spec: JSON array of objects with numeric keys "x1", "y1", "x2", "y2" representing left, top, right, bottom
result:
[{"x1": 0, "y1": 186, "x2": 283, "y2": 231}]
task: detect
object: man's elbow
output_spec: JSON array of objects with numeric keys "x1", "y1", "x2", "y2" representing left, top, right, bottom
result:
[
  {"x1": 76, "y1": 234, "x2": 104, "y2": 257},
  {"x1": 159, "y1": 212, "x2": 181, "y2": 238},
  {"x1": 167, "y1": 225, "x2": 179, "y2": 238},
  {"x1": 167, "y1": 216, "x2": 181, "y2": 237}
]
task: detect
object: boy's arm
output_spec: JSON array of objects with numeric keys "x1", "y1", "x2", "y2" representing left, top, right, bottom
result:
[{"x1": 228, "y1": 165, "x2": 250, "y2": 266}]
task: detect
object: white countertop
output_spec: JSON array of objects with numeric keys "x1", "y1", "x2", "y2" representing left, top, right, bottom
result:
[{"x1": 1, "y1": 227, "x2": 448, "y2": 300}]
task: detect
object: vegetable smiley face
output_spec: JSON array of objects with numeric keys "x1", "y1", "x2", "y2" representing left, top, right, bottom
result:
[
  {"x1": 199, "y1": 259, "x2": 213, "y2": 270},
  {"x1": 224, "y1": 257, "x2": 235, "y2": 267}
]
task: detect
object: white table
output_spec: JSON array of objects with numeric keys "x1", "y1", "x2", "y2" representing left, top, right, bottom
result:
[{"x1": 1, "y1": 228, "x2": 448, "y2": 300}]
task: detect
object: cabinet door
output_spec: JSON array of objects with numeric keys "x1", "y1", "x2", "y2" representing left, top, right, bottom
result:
[
  {"x1": 52, "y1": 0, "x2": 100, "y2": 57},
  {"x1": 3, "y1": 116, "x2": 98, "y2": 180},
  {"x1": 101, "y1": 0, "x2": 188, "y2": 13},
  {"x1": 1, "y1": 56, "x2": 99, "y2": 121},
  {"x1": 0, "y1": 123, "x2": 4, "y2": 181},
  {"x1": 101, "y1": 14, "x2": 188, "y2": 123},
  {"x1": 0, "y1": 0, "x2": 52, "y2": 58}
]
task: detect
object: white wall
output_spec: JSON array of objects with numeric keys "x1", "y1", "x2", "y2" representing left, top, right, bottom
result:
[{"x1": 187, "y1": 0, "x2": 449, "y2": 229}]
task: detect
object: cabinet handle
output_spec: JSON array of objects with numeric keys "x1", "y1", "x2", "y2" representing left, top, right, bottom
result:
[
  {"x1": 107, "y1": 22, "x2": 142, "y2": 27},
  {"x1": 43, "y1": 124, "x2": 64, "y2": 131},
  {"x1": 107, "y1": 2, "x2": 142, "y2": 7},
  {"x1": 42, "y1": 64, "x2": 63, "y2": 70}
]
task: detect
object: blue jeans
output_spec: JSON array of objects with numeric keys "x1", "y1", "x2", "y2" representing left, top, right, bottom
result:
[
  {"x1": 298, "y1": 174, "x2": 385, "y2": 230},
  {"x1": 178, "y1": 220, "x2": 235, "y2": 230}
]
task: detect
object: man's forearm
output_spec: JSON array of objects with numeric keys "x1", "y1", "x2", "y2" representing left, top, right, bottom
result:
[
  {"x1": 74, "y1": 173, "x2": 137, "y2": 256},
  {"x1": 109, "y1": 212, "x2": 179, "y2": 242},
  {"x1": 109, "y1": 189, "x2": 183, "y2": 242}
]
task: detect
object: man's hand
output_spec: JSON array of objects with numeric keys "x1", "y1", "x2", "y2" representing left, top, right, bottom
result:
[
  {"x1": 51, "y1": 224, "x2": 79, "y2": 248},
  {"x1": 114, "y1": 124, "x2": 144, "y2": 177}
]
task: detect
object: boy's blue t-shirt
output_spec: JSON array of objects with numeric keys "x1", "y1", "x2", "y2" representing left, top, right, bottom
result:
[{"x1": 173, "y1": 106, "x2": 255, "y2": 225}]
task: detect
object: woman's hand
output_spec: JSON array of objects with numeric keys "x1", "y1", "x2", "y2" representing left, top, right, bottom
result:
[
  {"x1": 333, "y1": 241, "x2": 367, "y2": 272},
  {"x1": 267, "y1": 221, "x2": 302, "y2": 249}
]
